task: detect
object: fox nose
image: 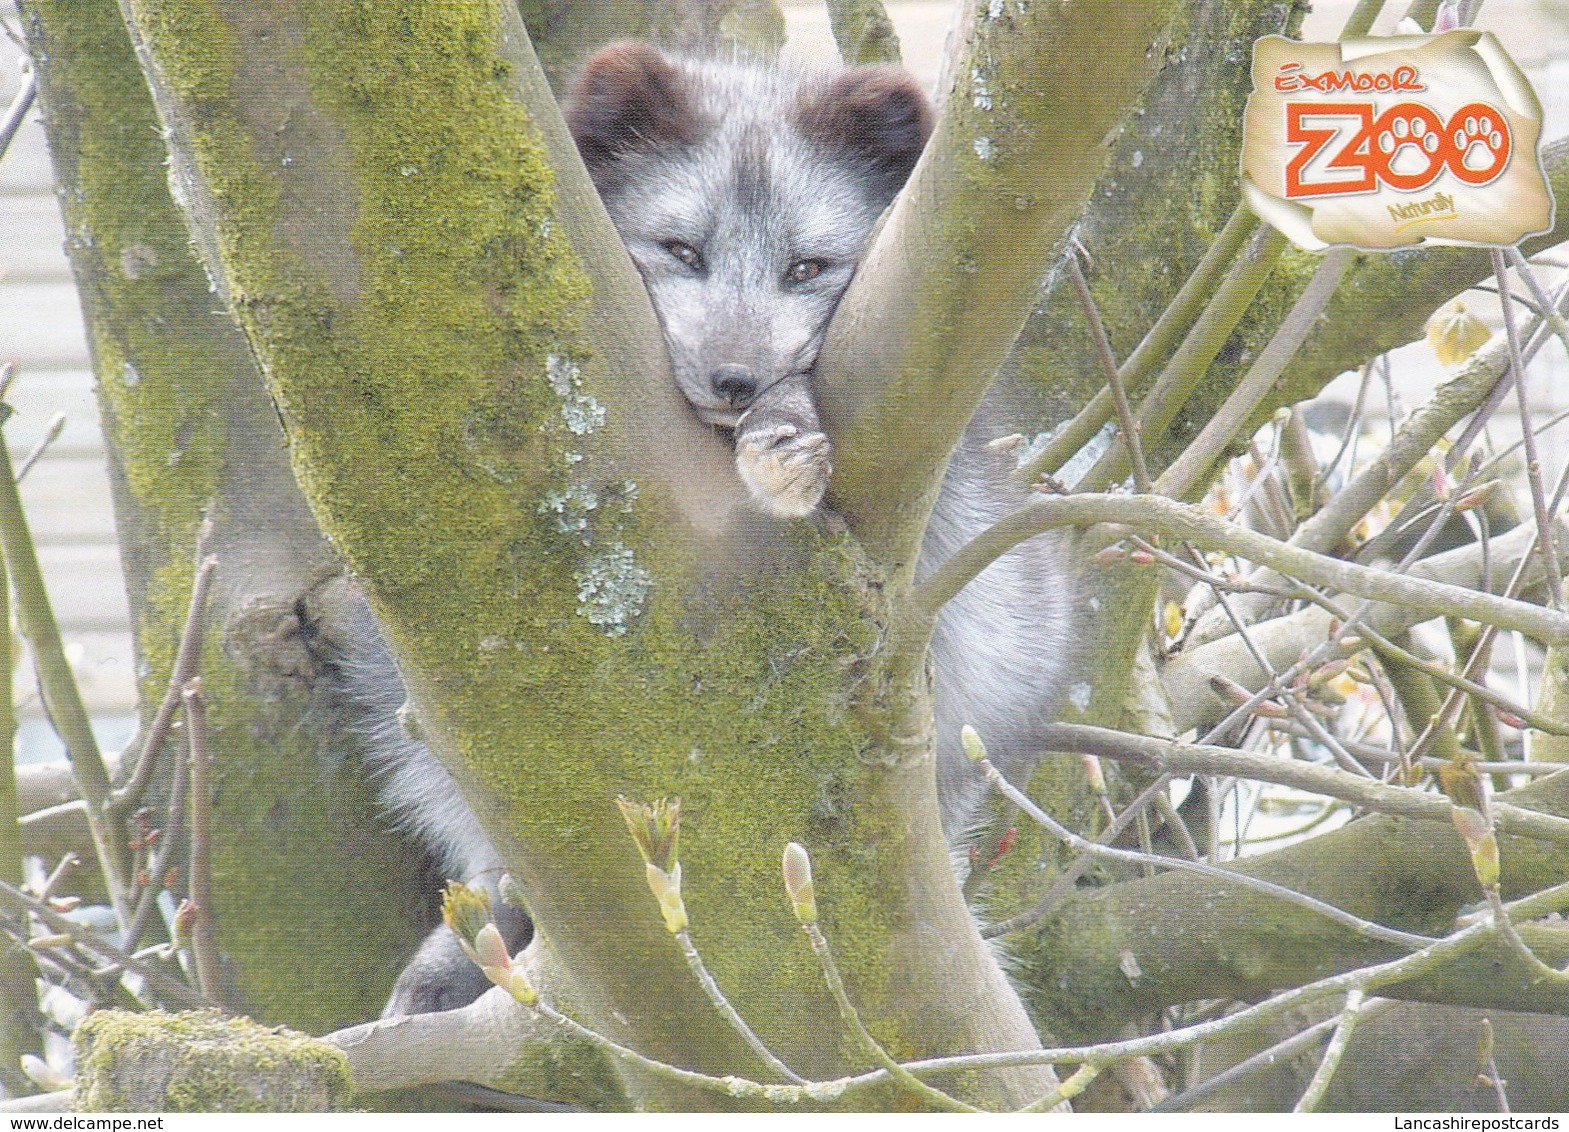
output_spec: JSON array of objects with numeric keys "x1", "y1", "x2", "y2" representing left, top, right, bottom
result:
[{"x1": 711, "y1": 364, "x2": 758, "y2": 408}]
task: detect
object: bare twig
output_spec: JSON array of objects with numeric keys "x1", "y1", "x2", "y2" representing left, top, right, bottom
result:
[
  {"x1": 983, "y1": 774, "x2": 1176, "y2": 939},
  {"x1": 911, "y1": 879, "x2": 1569, "y2": 1080},
  {"x1": 1163, "y1": 518, "x2": 1568, "y2": 737},
  {"x1": 337, "y1": 882, "x2": 1569, "y2": 1103},
  {"x1": 1320, "y1": 361, "x2": 1374, "y2": 493},
  {"x1": 1485, "y1": 888, "x2": 1569, "y2": 987},
  {"x1": 1077, "y1": 227, "x2": 1288, "y2": 491},
  {"x1": 967, "y1": 733, "x2": 1437, "y2": 949},
  {"x1": 111, "y1": 534, "x2": 217, "y2": 815},
  {"x1": 801, "y1": 920, "x2": 982, "y2": 1112},
  {"x1": 1448, "y1": 278, "x2": 1569, "y2": 469},
  {"x1": 1066, "y1": 245, "x2": 1151, "y2": 492},
  {"x1": 1157, "y1": 248, "x2": 1354, "y2": 501},
  {"x1": 1405, "y1": 456, "x2": 1569, "y2": 761},
  {"x1": 907, "y1": 492, "x2": 1569, "y2": 648},
  {"x1": 1492, "y1": 248, "x2": 1564, "y2": 608},
  {"x1": 0, "y1": 68, "x2": 36, "y2": 161},
  {"x1": 1014, "y1": 209, "x2": 1257, "y2": 486},
  {"x1": 1188, "y1": 296, "x2": 1565, "y2": 649},
  {"x1": 1154, "y1": 1010, "x2": 1344, "y2": 1111},
  {"x1": 1292, "y1": 988, "x2": 1365, "y2": 1112},
  {"x1": 183, "y1": 679, "x2": 221, "y2": 1005},
  {"x1": 1039, "y1": 722, "x2": 1569, "y2": 847},
  {"x1": 1506, "y1": 246, "x2": 1569, "y2": 360},
  {"x1": 121, "y1": 731, "x2": 190, "y2": 957},
  {"x1": 13, "y1": 414, "x2": 65, "y2": 483},
  {"x1": 0, "y1": 413, "x2": 129, "y2": 925},
  {"x1": 675, "y1": 929, "x2": 805, "y2": 1084},
  {"x1": 0, "y1": 878, "x2": 215, "y2": 1010}
]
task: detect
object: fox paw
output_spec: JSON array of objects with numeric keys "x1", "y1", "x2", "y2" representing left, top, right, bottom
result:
[{"x1": 735, "y1": 423, "x2": 831, "y2": 517}]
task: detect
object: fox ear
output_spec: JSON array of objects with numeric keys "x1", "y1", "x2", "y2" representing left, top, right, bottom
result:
[
  {"x1": 795, "y1": 68, "x2": 933, "y2": 200},
  {"x1": 565, "y1": 42, "x2": 703, "y2": 172}
]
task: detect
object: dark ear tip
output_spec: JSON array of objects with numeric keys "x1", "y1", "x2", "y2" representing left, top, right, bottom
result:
[
  {"x1": 577, "y1": 40, "x2": 671, "y2": 82},
  {"x1": 835, "y1": 67, "x2": 935, "y2": 142},
  {"x1": 565, "y1": 40, "x2": 675, "y2": 116},
  {"x1": 795, "y1": 67, "x2": 934, "y2": 193},
  {"x1": 564, "y1": 41, "x2": 700, "y2": 167}
]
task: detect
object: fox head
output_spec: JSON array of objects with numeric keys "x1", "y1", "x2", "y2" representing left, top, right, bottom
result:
[{"x1": 564, "y1": 42, "x2": 932, "y2": 426}]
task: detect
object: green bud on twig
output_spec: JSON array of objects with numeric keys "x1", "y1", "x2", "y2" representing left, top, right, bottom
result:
[
  {"x1": 618, "y1": 796, "x2": 689, "y2": 931},
  {"x1": 1450, "y1": 805, "x2": 1500, "y2": 891},
  {"x1": 782, "y1": 842, "x2": 817, "y2": 924},
  {"x1": 441, "y1": 881, "x2": 538, "y2": 1004},
  {"x1": 617, "y1": 795, "x2": 681, "y2": 872},
  {"x1": 645, "y1": 862, "x2": 689, "y2": 934},
  {"x1": 441, "y1": 879, "x2": 493, "y2": 947}
]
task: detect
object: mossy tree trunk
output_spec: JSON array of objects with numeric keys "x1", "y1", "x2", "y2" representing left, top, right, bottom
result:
[{"x1": 19, "y1": 0, "x2": 430, "y2": 1033}]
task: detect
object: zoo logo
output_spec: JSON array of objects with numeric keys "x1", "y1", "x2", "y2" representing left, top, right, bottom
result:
[
  {"x1": 1283, "y1": 95, "x2": 1512, "y2": 199},
  {"x1": 1242, "y1": 31, "x2": 1553, "y2": 251}
]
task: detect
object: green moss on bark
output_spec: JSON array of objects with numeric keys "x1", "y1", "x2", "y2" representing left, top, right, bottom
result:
[
  {"x1": 25, "y1": 0, "x2": 428, "y2": 1032},
  {"x1": 74, "y1": 1010, "x2": 351, "y2": 1112}
]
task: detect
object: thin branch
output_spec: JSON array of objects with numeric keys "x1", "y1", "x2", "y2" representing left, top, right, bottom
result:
[
  {"x1": 1320, "y1": 361, "x2": 1374, "y2": 494},
  {"x1": 909, "y1": 879, "x2": 1569, "y2": 1078},
  {"x1": 1039, "y1": 721, "x2": 1569, "y2": 847},
  {"x1": 982, "y1": 774, "x2": 1176, "y2": 939},
  {"x1": 1154, "y1": 1009, "x2": 1345, "y2": 1111},
  {"x1": 1187, "y1": 539, "x2": 1375, "y2": 777},
  {"x1": 1014, "y1": 208, "x2": 1257, "y2": 486},
  {"x1": 1493, "y1": 247, "x2": 1564, "y2": 609},
  {"x1": 1506, "y1": 246, "x2": 1569, "y2": 361},
  {"x1": 1447, "y1": 278, "x2": 1569, "y2": 469},
  {"x1": 13, "y1": 414, "x2": 64, "y2": 483},
  {"x1": 0, "y1": 68, "x2": 36, "y2": 161},
  {"x1": 0, "y1": 412, "x2": 129, "y2": 925},
  {"x1": 1150, "y1": 522, "x2": 1559, "y2": 743},
  {"x1": 1405, "y1": 457, "x2": 1569, "y2": 761},
  {"x1": 968, "y1": 741, "x2": 1438, "y2": 950},
  {"x1": 337, "y1": 882, "x2": 1569, "y2": 1103},
  {"x1": 1066, "y1": 245, "x2": 1151, "y2": 492},
  {"x1": 1485, "y1": 888, "x2": 1569, "y2": 987},
  {"x1": 0, "y1": 878, "x2": 214, "y2": 1010},
  {"x1": 1163, "y1": 518, "x2": 1565, "y2": 736},
  {"x1": 908, "y1": 492, "x2": 1569, "y2": 648},
  {"x1": 801, "y1": 921, "x2": 982, "y2": 1113},
  {"x1": 182, "y1": 678, "x2": 221, "y2": 1005},
  {"x1": 1292, "y1": 988, "x2": 1365, "y2": 1113},
  {"x1": 121, "y1": 728, "x2": 189, "y2": 956},
  {"x1": 1355, "y1": 619, "x2": 1569, "y2": 739},
  {"x1": 1187, "y1": 297, "x2": 1564, "y2": 651},
  {"x1": 110, "y1": 536, "x2": 217, "y2": 815},
  {"x1": 1156, "y1": 248, "x2": 1354, "y2": 500},
  {"x1": 674, "y1": 929, "x2": 805, "y2": 1084},
  {"x1": 1077, "y1": 227, "x2": 1288, "y2": 491}
]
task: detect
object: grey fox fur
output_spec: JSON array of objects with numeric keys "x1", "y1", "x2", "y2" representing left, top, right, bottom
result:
[{"x1": 342, "y1": 43, "x2": 1074, "y2": 1015}]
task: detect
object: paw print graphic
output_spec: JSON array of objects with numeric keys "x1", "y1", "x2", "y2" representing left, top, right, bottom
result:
[
  {"x1": 1449, "y1": 105, "x2": 1510, "y2": 184},
  {"x1": 1376, "y1": 105, "x2": 1445, "y2": 189}
]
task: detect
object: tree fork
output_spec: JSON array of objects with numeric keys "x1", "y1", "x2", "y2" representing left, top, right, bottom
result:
[{"x1": 117, "y1": 0, "x2": 1054, "y2": 1108}]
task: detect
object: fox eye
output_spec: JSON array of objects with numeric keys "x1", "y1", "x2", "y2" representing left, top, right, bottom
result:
[
  {"x1": 785, "y1": 259, "x2": 826, "y2": 284},
  {"x1": 662, "y1": 240, "x2": 704, "y2": 270}
]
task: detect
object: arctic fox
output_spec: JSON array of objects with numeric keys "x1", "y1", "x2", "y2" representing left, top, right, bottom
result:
[{"x1": 352, "y1": 43, "x2": 1074, "y2": 1014}]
